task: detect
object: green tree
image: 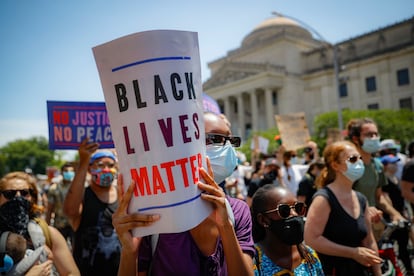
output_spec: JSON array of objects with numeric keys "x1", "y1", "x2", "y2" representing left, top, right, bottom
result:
[
  {"x1": 0, "y1": 136, "x2": 56, "y2": 176},
  {"x1": 237, "y1": 109, "x2": 414, "y2": 163},
  {"x1": 238, "y1": 128, "x2": 280, "y2": 162},
  {"x1": 313, "y1": 109, "x2": 414, "y2": 152}
]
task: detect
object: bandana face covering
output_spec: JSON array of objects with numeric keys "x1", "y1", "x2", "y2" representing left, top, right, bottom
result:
[
  {"x1": 90, "y1": 168, "x2": 116, "y2": 187},
  {"x1": 0, "y1": 197, "x2": 30, "y2": 238}
]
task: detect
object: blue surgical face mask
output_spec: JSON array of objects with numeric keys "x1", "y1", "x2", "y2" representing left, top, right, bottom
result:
[
  {"x1": 343, "y1": 159, "x2": 365, "y2": 182},
  {"x1": 206, "y1": 141, "x2": 238, "y2": 184},
  {"x1": 90, "y1": 168, "x2": 116, "y2": 187},
  {"x1": 63, "y1": 171, "x2": 75, "y2": 181},
  {"x1": 361, "y1": 137, "x2": 381, "y2": 153}
]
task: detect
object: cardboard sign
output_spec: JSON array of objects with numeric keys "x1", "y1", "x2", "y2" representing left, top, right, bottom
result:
[
  {"x1": 47, "y1": 101, "x2": 114, "y2": 149},
  {"x1": 275, "y1": 112, "x2": 310, "y2": 150},
  {"x1": 327, "y1": 128, "x2": 343, "y2": 145},
  {"x1": 93, "y1": 30, "x2": 211, "y2": 237}
]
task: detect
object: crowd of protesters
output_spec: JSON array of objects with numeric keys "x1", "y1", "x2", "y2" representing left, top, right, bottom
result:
[{"x1": 1, "y1": 115, "x2": 414, "y2": 275}]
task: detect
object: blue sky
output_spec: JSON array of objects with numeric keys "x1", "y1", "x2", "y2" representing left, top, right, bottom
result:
[{"x1": 0, "y1": 0, "x2": 412, "y2": 151}]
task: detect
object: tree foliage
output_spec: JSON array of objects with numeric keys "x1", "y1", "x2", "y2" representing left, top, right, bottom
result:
[
  {"x1": 238, "y1": 109, "x2": 414, "y2": 162},
  {"x1": 0, "y1": 136, "x2": 56, "y2": 176},
  {"x1": 238, "y1": 128, "x2": 280, "y2": 162},
  {"x1": 313, "y1": 109, "x2": 414, "y2": 152}
]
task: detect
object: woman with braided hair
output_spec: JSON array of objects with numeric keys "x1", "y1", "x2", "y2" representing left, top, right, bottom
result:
[{"x1": 251, "y1": 184, "x2": 324, "y2": 275}]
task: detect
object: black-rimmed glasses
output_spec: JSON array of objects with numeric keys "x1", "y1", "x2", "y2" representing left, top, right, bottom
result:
[
  {"x1": 206, "y1": 133, "x2": 241, "y2": 147},
  {"x1": 263, "y1": 202, "x2": 306, "y2": 218},
  {"x1": 346, "y1": 155, "x2": 362, "y2": 164},
  {"x1": 0, "y1": 189, "x2": 33, "y2": 200}
]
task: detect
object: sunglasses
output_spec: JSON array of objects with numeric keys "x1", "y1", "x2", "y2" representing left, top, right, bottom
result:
[
  {"x1": 0, "y1": 189, "x2": 33, "y2": 200},
  {"x1": 263, "y1": 202, "x2": 306, "y2": 218},
  {"x1": 206, "y1": 133, "x2": 241, "y2": 147},
  {"x1": 346, "y1": 155, "x2": 362, "y2": 164},
  {"x1": 95, "y1": 162, "x2": 116, "y2": 169}
]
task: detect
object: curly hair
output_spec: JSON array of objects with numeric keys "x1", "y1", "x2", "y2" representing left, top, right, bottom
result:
[{"x1": 0, "y1": 171, "x2": 43, "y2": 217}]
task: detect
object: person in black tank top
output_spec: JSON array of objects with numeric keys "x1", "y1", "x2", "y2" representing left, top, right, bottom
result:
[
  {"x1": 63, "y1": 139, "x2": 121, "y2": 275},
  {"x1": 304, "y1": 141, "x2": 382, "y2": 276}
]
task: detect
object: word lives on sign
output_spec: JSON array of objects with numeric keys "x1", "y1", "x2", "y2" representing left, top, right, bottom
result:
[{"x1": 93, "y1": 30, "x2": 211, "y2": 236}]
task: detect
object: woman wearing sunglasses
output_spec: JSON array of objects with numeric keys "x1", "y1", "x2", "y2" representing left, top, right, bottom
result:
[
  {"x1": 251, "y1": 184, "x2": 324, "y2": 275},
  {"x1": 304, "y1": 141, "x2": 382, "y2": 275},
  {"x1": 0, "y1": 171, "x2": 80, "y2": 276}
]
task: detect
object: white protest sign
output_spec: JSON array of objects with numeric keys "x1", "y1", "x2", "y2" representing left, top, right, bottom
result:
[
  {"x1": 250, "y1": 136, "x2": 269, "y2": 154},
  {"x1": 93, "y1": 30, "x2": 211, "y2": 237}
]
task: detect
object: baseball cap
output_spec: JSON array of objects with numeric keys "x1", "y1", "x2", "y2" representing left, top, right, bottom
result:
[
  {"x1": 380, "y1": 139, "x2": 398, "y2": 151},
  {"x1": 264, "y1": 158, "x2": 279, "y2": 167},
  {"x1": 90, "y1": 151, "x2": 117, "y2": 165},
  {"x1": 380, "y1": 154, "x2": 400, "y2": 165}
]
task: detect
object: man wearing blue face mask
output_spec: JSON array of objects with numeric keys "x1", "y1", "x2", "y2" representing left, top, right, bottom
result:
[
  {"x1": 46, "y1": 162, "x2": 76, "y2": 250},
  {"x1": 63, "y1": 139, "x2": 121, "y2": 275},
  {"x1": 347, "y1": 118, "x2": 405, "y2": 227}
]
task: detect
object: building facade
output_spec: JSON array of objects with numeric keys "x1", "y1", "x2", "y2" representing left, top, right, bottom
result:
[{"x1": 203, "y1": 15, "x2": 414, "y2": 140}]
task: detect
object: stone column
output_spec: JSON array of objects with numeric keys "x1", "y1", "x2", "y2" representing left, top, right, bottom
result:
[
  {"x1": 250, "y1": 89, "x2": 258, "y2": 132},
  {"x1": 223, "y1": 97, "x2": 230, "y2": 117},
  {"x1": 264, "y1": 88, "x2": 275, "y2": 129},
  {"x1": 237, "y1": 93, "x2": 245, "y2": 138}
]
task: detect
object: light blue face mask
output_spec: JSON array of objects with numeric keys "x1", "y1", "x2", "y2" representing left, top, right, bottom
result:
[
  {"x1": 343, "y1": 159, "x2": 365, "y2": 182},
  {"x1": 62, "y1": 171, "x2": 75, "y2": 181},
  {"x1": 361, "y1": 137, "x2": 381, "y2": 153},
  {"x1": 206, "y1": 141, "x2": 238, "y2": 184}
]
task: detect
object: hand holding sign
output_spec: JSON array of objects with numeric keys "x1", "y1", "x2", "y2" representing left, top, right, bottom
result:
[
  {"x1": 93, "y1": 30, "x2": 211, "y2": 236},
  {"x1": 113, "y1": 174, "x2": 160, "y2": 254},
  {"x1": 198, "y1": 159, "x2": 229, "y2": 228}
]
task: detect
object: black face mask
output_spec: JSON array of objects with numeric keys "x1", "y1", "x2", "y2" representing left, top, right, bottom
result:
[
  {"x1": 263, "y1": 170, "x2": 278, "y2": 182},
  {"x1": 0, "y1": 197, "x2": 30, "y2": 239},
  {"x1": 268, "y1": 216, "x2": 304, "y2": 245}
]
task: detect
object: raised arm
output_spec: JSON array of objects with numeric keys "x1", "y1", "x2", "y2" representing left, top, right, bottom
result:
[
  {"x1": 112, "y1": 174, "x2": 160, "y2": 276},
  {"x1": 197, "y1": 164, "x2": 253, "y2": 276},
  {"x1": 63, "y1": 138, "x2": 99, "y2": 230}
]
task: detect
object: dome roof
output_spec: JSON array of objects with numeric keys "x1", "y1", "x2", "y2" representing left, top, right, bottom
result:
[
  {"x1": 253, "y1": 16, "x2": 301, "y2": 30},
  {"x1": 242, "y1": 16, "x2": 313, "y2": 47}
]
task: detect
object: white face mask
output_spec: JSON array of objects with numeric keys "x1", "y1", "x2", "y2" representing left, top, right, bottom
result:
[
  {"x1": 205, "y1": 141, "x2": 238, "y2": 184},
  {"x1": 343, "y1": 159, "x2": 365, "y2": 182}
]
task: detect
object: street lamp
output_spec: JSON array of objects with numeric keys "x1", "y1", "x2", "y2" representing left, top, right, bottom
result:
[{"x1": 272, "y1": 11, "x2": 344, "y2": 132}]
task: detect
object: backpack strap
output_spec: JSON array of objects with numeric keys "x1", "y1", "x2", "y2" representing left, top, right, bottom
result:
[{"x1": 31, "y1": 218, "x2": 53, "y2": 249}]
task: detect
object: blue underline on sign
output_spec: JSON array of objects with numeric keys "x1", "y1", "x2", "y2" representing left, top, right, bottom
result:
[
  {"x1": 137, "y1": 193, "x2": 202, "y2": 212},
  {"x1": 112, "y1": 56, "x2": 191, "y2": 72}
]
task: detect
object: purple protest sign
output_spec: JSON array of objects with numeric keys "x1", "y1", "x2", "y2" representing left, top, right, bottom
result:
[
  {"x1": 47, "y1": 101, "x2": 114, "y2": 149},
  {"x1": 202, "y1": 93, "x2": 221, "y2": 114}
]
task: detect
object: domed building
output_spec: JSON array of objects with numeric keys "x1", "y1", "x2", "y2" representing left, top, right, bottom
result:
[{"x1": 203, "y1": 14, "x2": 414, "y2": 142}]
